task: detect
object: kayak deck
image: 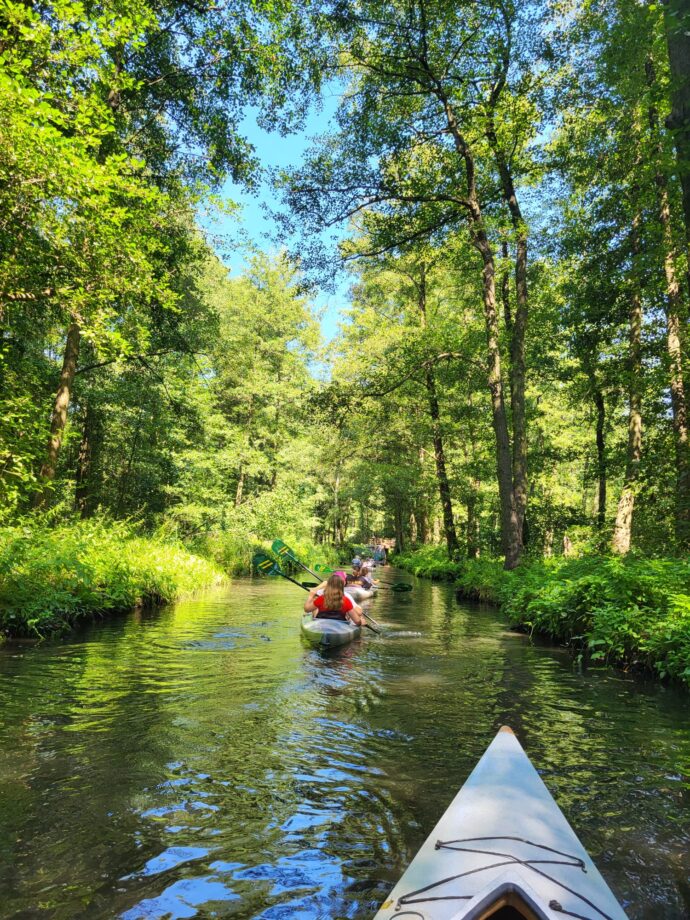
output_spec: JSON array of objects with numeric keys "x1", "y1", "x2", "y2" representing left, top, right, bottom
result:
[
  {"x1": 300, "y1": 612, "x2": 361, "y2": 648},
  {"x1": 373, "y1": 727, "x2": 628, "y2": 920}
]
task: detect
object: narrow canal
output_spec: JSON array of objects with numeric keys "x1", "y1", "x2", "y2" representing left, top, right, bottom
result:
[{"x1": 0, "y1": 573, "x2": 688, "y2": 919}]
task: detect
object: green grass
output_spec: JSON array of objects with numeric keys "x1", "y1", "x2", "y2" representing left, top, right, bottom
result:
[
  {"x1": 0, "y1": 520, "x2": 342, "y2": 640},
  {"x1": 190, "y1": 531, "x2": 340, "y2": 577},
  {"x1": 396, "y1": 547, "x2": 690, "y2": 687},
  {"x1": 0, "y1": 520, "x2": 224, "y2": 639}
]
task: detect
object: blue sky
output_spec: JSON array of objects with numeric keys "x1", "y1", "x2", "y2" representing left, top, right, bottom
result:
[{"x1": 199, "y1": 93, "x2": 350, "y2": 343}]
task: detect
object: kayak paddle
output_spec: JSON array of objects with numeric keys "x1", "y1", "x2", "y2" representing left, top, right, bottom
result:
[
  {"x1": 253, "y1": 553, "x2": 313, "y2": 590},
  {"x1": 271, "y1": 539, "x2": 321, "y2": 581}
]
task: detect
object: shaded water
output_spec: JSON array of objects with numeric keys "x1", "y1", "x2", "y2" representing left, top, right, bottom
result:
[{"x1": 0, "y1": 573, "x2": 689, "y2": 919}]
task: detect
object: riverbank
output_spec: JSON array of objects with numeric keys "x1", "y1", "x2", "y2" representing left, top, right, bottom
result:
[
  {"x1": 0, "y1": 521, "x2": 340, "y2": 640},
  {"x1": 0, "y1": 520, "x2": 224, "y2": 639},
  {"x1": 395, "y1": 547, "x2": 690, "y2": 688}
]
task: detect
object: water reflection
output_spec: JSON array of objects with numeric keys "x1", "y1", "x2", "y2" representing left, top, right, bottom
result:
[{"x1": 0, "y1": 574, "x2": 688, "y2": 919}]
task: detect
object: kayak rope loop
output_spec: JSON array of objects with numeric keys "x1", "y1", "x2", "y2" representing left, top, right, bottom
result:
[{"x1": 392, "y1": 835, "x2": 616, "y2": 920}]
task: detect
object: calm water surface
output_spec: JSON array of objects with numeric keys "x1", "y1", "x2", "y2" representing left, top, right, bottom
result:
[{"x1": 0, "y1": 573, "x2": 689, "y2": 919}]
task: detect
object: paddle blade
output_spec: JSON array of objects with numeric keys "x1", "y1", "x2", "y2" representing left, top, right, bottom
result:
[
  {"x1": 252, "y1": 552, "x2": 280, "y2": 576},
  {"x1": 271, "y1": 539, "x2": 298, "y2": 563},
  {"x1": 391, "y1": 583, "x2": 413, "y2": 592},
  {"x1": 301, "y1": 581, "x2": 319, "y2": 588},
  {"x1": 314, "y1": 564, "x2": 334, "y2": 574}
]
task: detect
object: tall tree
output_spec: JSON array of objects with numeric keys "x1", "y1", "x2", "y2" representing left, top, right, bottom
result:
[
  {"x1": 281, "y1": 0, "x2": 546, "y2": 566},
  {"x1": 662, "y1": 0, "x2": 690, "y2": 252},
  {"x1": 1, "y1": 0, "x2": 323, "y2": 504}
]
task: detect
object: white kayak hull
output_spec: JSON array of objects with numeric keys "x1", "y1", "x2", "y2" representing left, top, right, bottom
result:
[
  {"x1": 300, "y1": 613, "x2": 361, "y2": 648},
  {"x1": 345, "y1": 585, "x2": 375, "y2": 602},
  {"x1": 373, "y1": 727, "x2": 628, "y2": 920}
]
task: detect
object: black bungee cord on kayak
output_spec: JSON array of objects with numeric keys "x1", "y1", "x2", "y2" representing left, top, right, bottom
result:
[{"x1": 390, "y1": 835, "x2": 616, "y2": 920}]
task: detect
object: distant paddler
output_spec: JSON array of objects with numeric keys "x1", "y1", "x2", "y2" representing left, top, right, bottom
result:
[
  {"x1": 344, "y1": 564, "x2": 377, "y2": 601},
  {"x1": 373, "y1": 543, "x2": 387, "y2": 565},
  {"x1": 346, "y1": 564, "x2": 378, "y2": 590}
]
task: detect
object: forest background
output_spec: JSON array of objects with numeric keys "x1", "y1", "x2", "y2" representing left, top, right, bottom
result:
[{"x1": 2, "y1": 0, "x2": 690, "y2": 684}]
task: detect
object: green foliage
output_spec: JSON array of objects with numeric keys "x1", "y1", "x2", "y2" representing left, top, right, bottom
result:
[
  {"x1": 396, "y1": 547, "x2": 507, "y2": 601},
  {"x1": 456, "y1": 559, "x2": 510, "y2": 604},
  {"x1": 0, "y1": 520, "x2": 223, "y2": 638},
  {"x1": 190, "y1": 530, "x2": 339, "y2": 578},
  {"x1": 398, "y1": 547, "x2": 690, "y2": 686},
  {"x1": 500, "y1": 556, "x2": 690, "y2": 683},
  {"x1": 0, "y1": 0, "x2": 326, "y2": 521},
  {"x1": 395, "y1": 546, "x2": 463, "y2": 580}
]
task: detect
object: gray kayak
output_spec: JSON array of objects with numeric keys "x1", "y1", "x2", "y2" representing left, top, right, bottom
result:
[
  {"x1": 373, "y1": 726, "x2": 628, "y2": 920},
  {"x1": 345, "y1": 584, "x2": 375, "y2": 602},
  {"x1": 300, "y1": 613, "x2": 361, "y2": 648}
]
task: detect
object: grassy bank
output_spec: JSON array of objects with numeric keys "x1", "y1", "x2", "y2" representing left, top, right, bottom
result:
[
  {"x1": 0, "y1": 520, "x2": 224, "y2": 639},
  {"x1": 395, "y1": 547, "x2": 690, "y2": 688},
  {"x1": 0, "y1": 520, "x2": 341, "y2": 639}
]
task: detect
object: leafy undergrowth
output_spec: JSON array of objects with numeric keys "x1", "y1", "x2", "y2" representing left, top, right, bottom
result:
[
  {"x1": 501, "y1": 556, "x2": 690, "y2": 686},
  {"x1": 395, "y1": 547, "x2": 506, "y2": 601},
  {"x1": 0, "y1": 520, "x2": 224, "y2": 639},
  {"x1": 394, "y1": 546, "x2": 464, "y2": 580},
  {"x1": 191, "y1": 530, "x2": 340, "y2": 576},
  {"x1": 396, "y1": 548, "x2": 690, "y2": 687}
]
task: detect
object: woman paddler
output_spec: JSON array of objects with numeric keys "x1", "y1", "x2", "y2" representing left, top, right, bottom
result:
[{"x1": 304, "y1": 572, "x2": 366, "y2": 626}]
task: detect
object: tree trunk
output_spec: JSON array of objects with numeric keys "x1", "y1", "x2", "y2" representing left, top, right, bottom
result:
[
  {"x1": 439, "y1": 96, "x2": 521, "y2": 568},
  {"x1": 417, "y1": 263, "x2": 459, "y2": 558},
  {"x1": 663, "y1": 0, "x2": 690, "y2": 257},
  {"x1": 593, "y1": 387, "x2": 607, "y2": 531},
  {"x1": 235, "y1": 462, "x2": 245, "y2": 506},
  {"x1": 501, "y1": 239, "x2": 512, "y2": 338},
  {"x1": 394, "y1": 502, "x2": 405, "y2": 552},
  {"x1": 417, "y1": 449, "x2": 432, "y2": 543},
  {"x1": 581, "y1": 456, "x2": 590, "y2": 517},
  {"x1": 420, "y1": 510, "x2": 431, "y2": 543},
  {"x1": 75, "y1": 400, "x2": 100, "y2": 518},
  {"x1": 648, "y1": 59, "x2": 690, "y2": 543},
  {"x1": 613, "y1": 211, "x2": 644, "y2": 554},
  {"x1": 486, "y1": 116, "x2": 529, "y2": 550},
  {"x1": 433, "y1": 515, "x2": 441, "y2": 544},
  {"x1": 409, "y1": 512, "x2": 418, "y2": 544},
  {"x1": 34, "y1": 321, "x2": 81, "y2": 507},
  {"x1": 425, "y1": 368, "x2": 459, "y2": 558},
  {"x1": 665, "y1": 291, "x2": 690, "y2": 544},
  {"x1": 466, "y1": 478, "x2": 480, "y2": 559},
  {"x1": 475, "y1": 232, "x2": 521, "y2": 568}
]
